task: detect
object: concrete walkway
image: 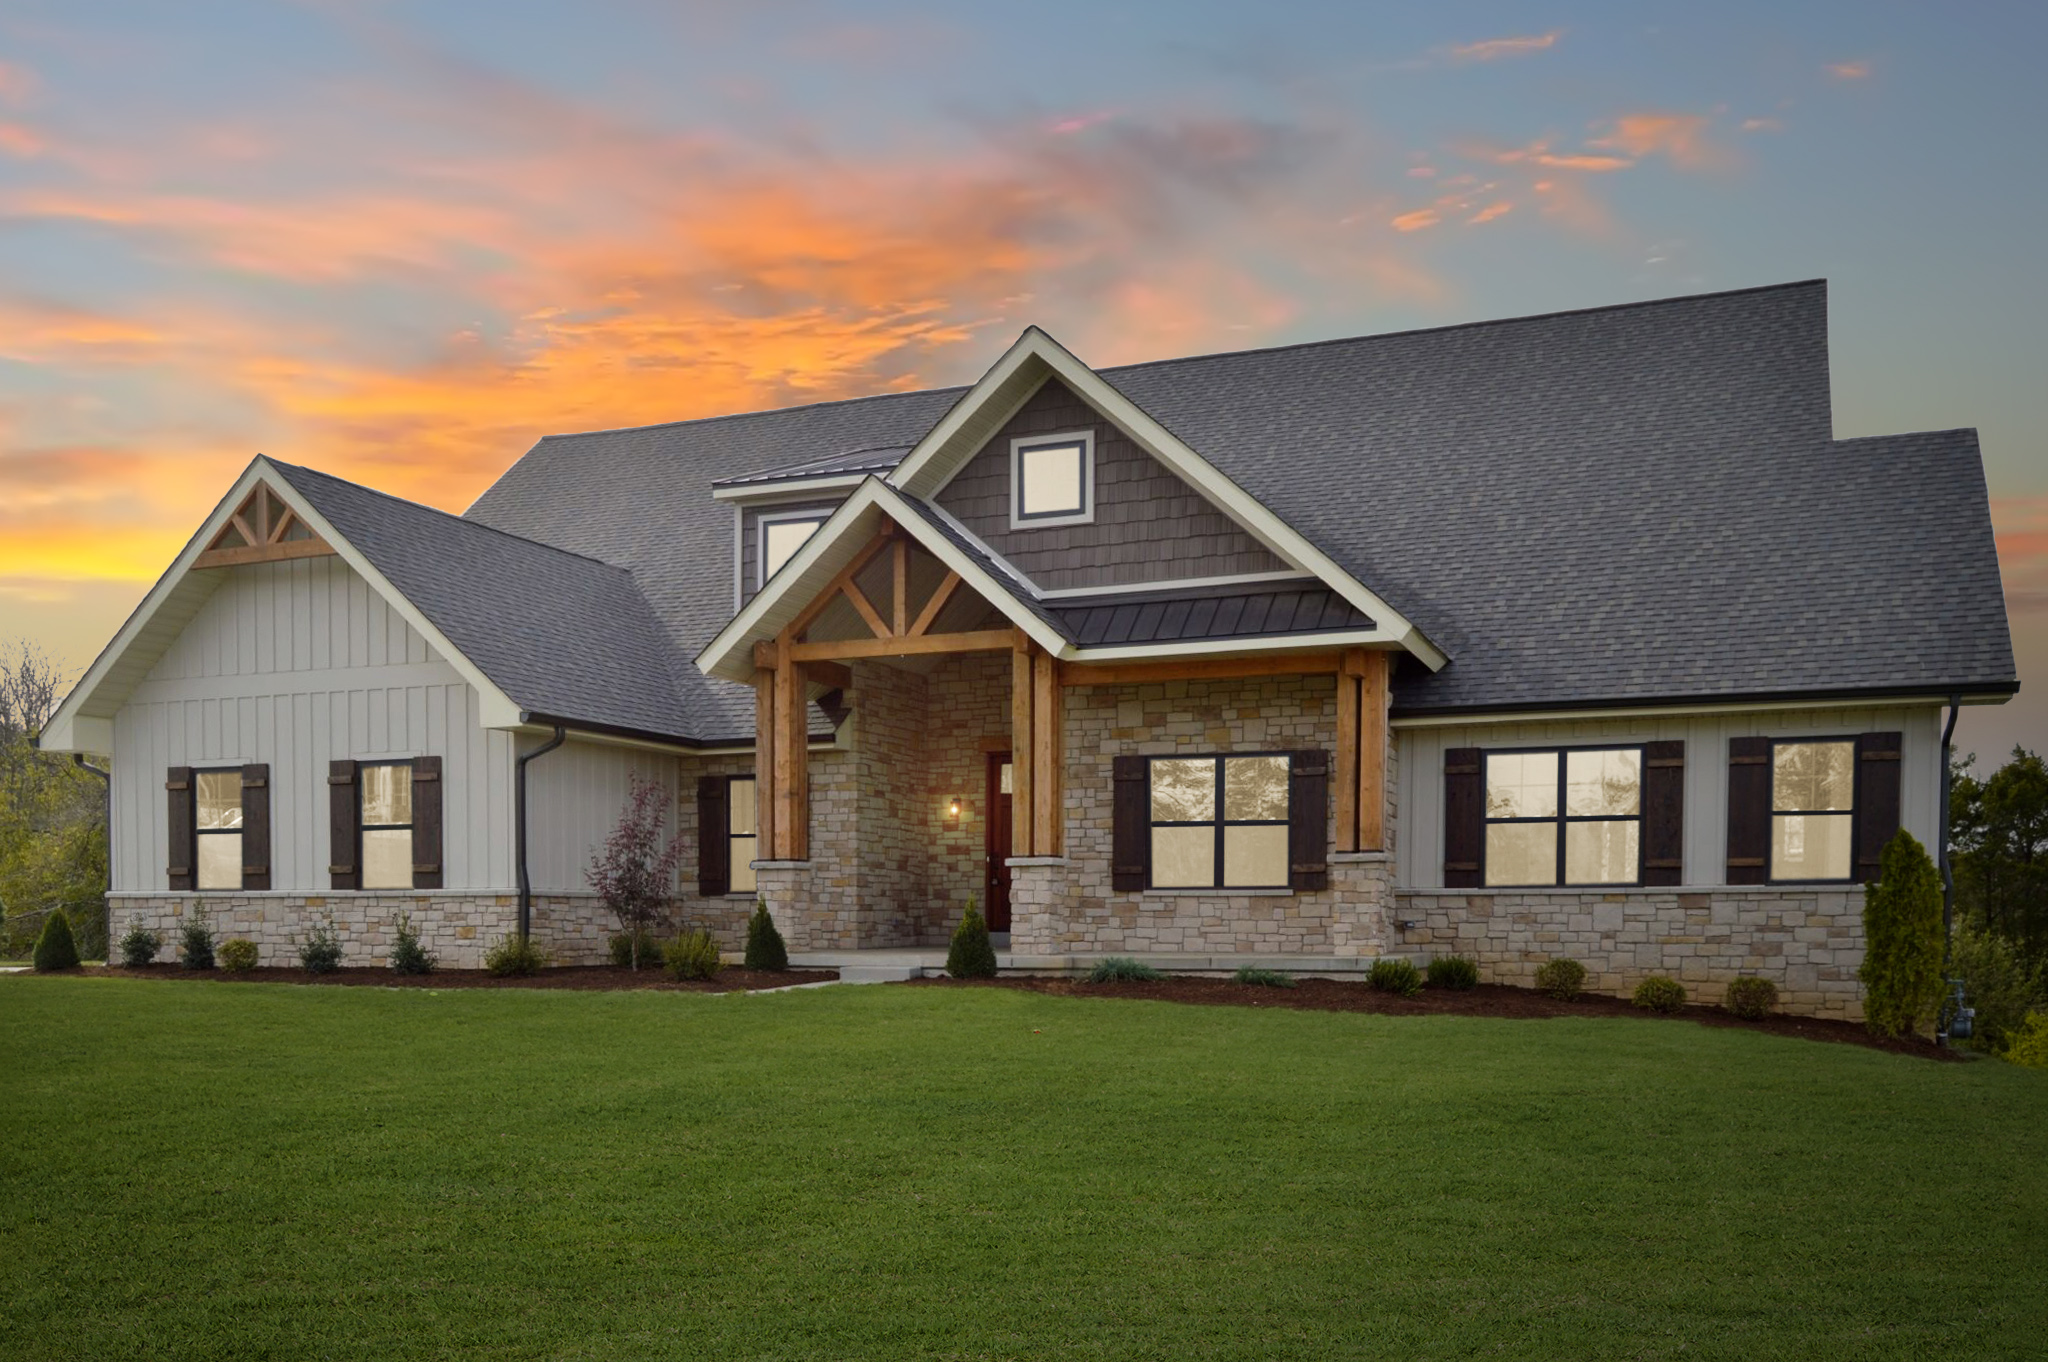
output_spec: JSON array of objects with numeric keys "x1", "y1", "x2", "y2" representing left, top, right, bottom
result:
[{"x1": 788, "y1": 948, "x2": 1393, "y2": 984}]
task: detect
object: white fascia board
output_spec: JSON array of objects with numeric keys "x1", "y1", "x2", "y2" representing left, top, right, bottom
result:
[
  {"x1": 1065, "y1": 631, "x2": 1404, "y2": 664},
  {"x1": 694, "y1": 478, "x2": 1069, "y2": 682},
  {"x1": 711, "y1": 474, "x2": 870, "y2": 503},
  {"x1": 887, "y1": 327, "x2": 1448, "y2": 673},
  {"x1": 256, "y1": 460, "x2": 527, "y2": 730},
  {"x1": 1390, "y1": 695, "x2": 1960, "y2": 729}
]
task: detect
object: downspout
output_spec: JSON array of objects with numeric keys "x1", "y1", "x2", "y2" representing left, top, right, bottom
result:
[
  {"x1": 73, "y1": 754, "x2": 112, "y2": 941},
  {"x1": 514, "y1": 722, "x2": 567, "y2": 941},
  {"x1": 1936, "y1": 693, "x2": 1962, "y2": 1044}
]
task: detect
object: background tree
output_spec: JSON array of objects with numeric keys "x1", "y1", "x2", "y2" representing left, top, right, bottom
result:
[
  {"x1": 1951, "y1": 747, "x2": 2048, "y2": 963},
  {"x1": 0, "y1": 643, "x2": 107, "y2": 960},
  {"x1": 585, "y1": 774, "x2": 685, "y2": 969}
]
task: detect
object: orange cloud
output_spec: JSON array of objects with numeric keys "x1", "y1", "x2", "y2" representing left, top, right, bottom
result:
[
  {"x1": 1480, "y1": 141, "x2": 1633, "y2": 172},
  {"x1": 1741, "y1": 117, "x2": 1783, "y2": 133},
  {"x1": 1467, "y1": 201, "x2": 1513, "y2": 225},
  {"x1": 1827, "y1": 61, "x2": 1871, "y2": 80},
  {"x1": 1993, "y1": 496, "x2": 2048, "y2": 614},
  {"x1": 1390, "y1": 208, "x2": 1440, "y2": 232},
  {"x1": 1448, "y1": 32, "x2": 1562, "y2": 62},
  {"x1": 1587, "y1": 113, "x2": 1730, "y2": 170}
]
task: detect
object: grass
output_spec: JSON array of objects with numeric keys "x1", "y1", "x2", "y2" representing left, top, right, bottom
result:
[{"x1": 2, "y1": 979, "x2": 2045, "y2": 1360}]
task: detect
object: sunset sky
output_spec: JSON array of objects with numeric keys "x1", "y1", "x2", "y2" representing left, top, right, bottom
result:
[{"x1": 1, "y1": 1, "x2": 2040, "y2": 759}]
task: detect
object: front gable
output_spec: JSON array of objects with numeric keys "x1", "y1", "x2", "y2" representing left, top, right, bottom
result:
[{"x1": 932, "y1": 376, "x2": 1291, "y2": 592}]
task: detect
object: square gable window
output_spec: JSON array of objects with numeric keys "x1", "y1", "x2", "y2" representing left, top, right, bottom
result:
[
  {"x1": 1009, "y1": 431, "x2": 1094, "y2": 529},
  {"x1": 759, "y1": 512, "x2": 829, "y2": 586}
]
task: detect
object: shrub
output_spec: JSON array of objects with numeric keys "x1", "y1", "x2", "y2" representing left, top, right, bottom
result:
[
  {"x1": 297, "y1": 916, "x2": 344, "y2": 975},
  {"x1": 608, "y1": 928, "x2": 665, "y2": 970},
  {"x1": 1633, "y1": 975, "x2": 1688, "y2": 1014},
  {"x1": 31, "y1": 910, "x2": 80, "y2": 972},
  {"x1": 1534, "y1": 957, "x2": 1586, "y2": 1001},
  {"x1": 1426, "y1": 955, "x2": 1479, "y2": 991},
  {"x1": 1089, "y1": 956, "x2": 1164, "y2": 983},
  {"x1": 946, "y1": 894, "x2": 998, "y2": 979},
  {"x1": 179, "y1": 908, "x2": 215, "y2": 970},
  {"x1": 1367, "y1": 958, "x2": 1422, "y2": 997},
  {"x1": 2006, "y1": 1012, "x2": 2048, "y2": 1069},
  {"x1": 218, "y1": 938, "x2": 260, "y2": 973},
  {"x1": 743, "y1": 900, "x2": 788, "y2": 972},
  {"x1": 1860, "y1": 829, "x2": 1945, "y2": 1038},
  {"x1": 118, "y1": 925, "x2": 162, "y2": 969},
  {"x1": 1724, "y1": 976, "x2": 1778, "y2": 1020},
  {"x1": 664, "y1": 928, "x2": 723, "y2": 981},
  {"x1": 389, "y1": 913, "x2": 436, "y2": 976},
  {"x1": 1951, "y1": 923, "x2": 2043, "y2": 1053},
  {"x1": 484, "y1": 934, "x2": 549, "y2": 978},
  {"x1": 1233, "y1": 966, "x2": 1295, "y2": 988}
]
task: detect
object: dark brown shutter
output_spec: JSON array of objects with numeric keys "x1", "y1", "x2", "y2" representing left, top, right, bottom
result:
[
  {"x1": 1640, "y1": 741, "x2": 1684, "y2": 886},
  {"x1": 240, "y1": 763, "x2": 271, "y2": 890},
  {"x1": 1443, "y1": 748, "x2": 1482, "y2": 888},
  {"x1": 697, "y1": 775, "x2": 730, "y2": 897},
  {"x1": 1853, "y1": 731, "x2": 1904, "y2": 883},
  {"x1": 1288, "y1": 750, "x2": 1330, "y2": 891},
  {"x1": 328, "y1": 759, "x2": 359, "y2": 890},
  {"x1": 1111, "y1": 755, "x2": 1147, "y2": 891},
  {"x1": 411, "y1": 756, "x2": 443, "y2": 889},
  {"x1": 1726, "y1": 737, "x2": 1772, "y2": 884},
  {"x1": 166, "y1": 766, "x2": 194, "y2": 890}
]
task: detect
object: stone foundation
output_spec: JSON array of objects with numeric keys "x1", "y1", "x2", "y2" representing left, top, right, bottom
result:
[{"x1": 1391, "y1": 887, "x2": 1866, "y2": 1020}]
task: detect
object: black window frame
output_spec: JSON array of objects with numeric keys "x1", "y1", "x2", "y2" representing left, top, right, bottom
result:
[
  {"x1": 357, "y1": 759, "x2": 416, "y2": 891},
  {"x1": 1481, "y1": 744, "x2": 1646, "y2": 888},
  {"x1": 727, "y1": 772, "x2": 759, "y2": 896},
  {"x1": 1766, "y1": 735, "x2": 1859, "y2": 886},
  {"x1": 192, "y1": 765, "x2": 245, "y2": 892},
  {"x1": 1010, "y1": 433, "x2": 1093, "y2": 526},
  {"x1": 1145, "y1": 752, "x2": 1292, "y2": 891}
]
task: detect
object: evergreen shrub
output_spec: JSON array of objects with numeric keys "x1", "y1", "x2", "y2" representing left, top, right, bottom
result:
[
  {"x1": 179, "y1": 909, "x2": 214, "y2": 970},
  {"x1": 1534, "y1": 957, "x2": 1586, "y2": 1001},
  {"x1": 1089, "y1": 956, "x2": 1164, "y2": 983},
  {"x1": 608, "y1": 928, "x2": 665, "y2": 970},
  {"x1": 1426, "y1": 955, "x2": 1480, "y2": 990},
  {"x1": 1860, "y1": 829, "x2": 1945, "y2": 1038},
  {"x1": 743, "y1": 900, "x2": 788, "y2": 971},
  {"x1": 218, "y1": 938, "x2": 259, "y2": 973},
  {"x1": 1633, "y1": 975, "x2": 1687, "y2": 1013},
  {"x1": 389, "y1": 913, "x2": 435, "y2": 975},
  {"x1": 1724, "y1": 976, "x2": 1778, "y2": 1020},
  {"x1": 1233, "y1": 966, "x2": 1295, "y2": 988},
  {"x1": 1952, "y1": 923, "x2": 2043, "y2": 1053},
  {"x1": 946, "y1": 894, "x2": 997, "y2": 979},
  {"x1": 664, "y1": 928, "x2": 722, "y2": 980},
  {"x1": 1367, "y1": 958, "x2": 1422, "y2": 996},
  {"x1": 31, "y1": 910, "x2": 79, "y2": 972},
  {"x1": 298, "y1": 917, "x2": 344, "y2": 974},
  {"x1": 118, "y1": 925, "x2": 162, "y2": 969},
  {"x1": 484, "y1": 934, "x2": 549, "y2": 977}
]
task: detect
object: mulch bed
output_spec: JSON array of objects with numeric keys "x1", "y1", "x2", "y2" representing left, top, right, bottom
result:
[
  {"x1": 79, "y1": 965, "x2": 836, "y2": 993},
  {"x1": 905, "y1": 975, "x2": 1963, "y2": 1061}
]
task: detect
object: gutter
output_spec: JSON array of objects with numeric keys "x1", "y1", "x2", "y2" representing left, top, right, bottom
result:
[
  {"x1": 1938, "y1": 690, "x2": 1962, "y2": 975},
  {"x1": 514, "y1": 720, "x2": 567, "y2": 941}
]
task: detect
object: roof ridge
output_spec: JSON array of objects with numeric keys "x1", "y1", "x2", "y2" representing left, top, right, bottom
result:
[
  {"x1": 525, "y1": 384, "x2": 967, "y2": 445},
  {"x1": 264, "y1": 457, "x2": 627, "y2": 571}
]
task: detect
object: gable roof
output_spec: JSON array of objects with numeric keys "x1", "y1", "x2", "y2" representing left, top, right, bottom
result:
[{"x1": 462, "y1": 279, "x2": 2012, "y2": 727}]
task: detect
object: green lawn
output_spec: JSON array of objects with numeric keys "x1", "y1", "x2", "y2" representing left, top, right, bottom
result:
[{"x1": 1, "y1": 979, "x2": 2043, "y2": 1361}]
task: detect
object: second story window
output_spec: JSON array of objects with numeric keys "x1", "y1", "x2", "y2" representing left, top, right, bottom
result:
[
  {"x1": 360, "y1": 762, "x2": 414, "y2": 890},
  {"x1": 759, "y1": 512, "x2": 829, "y2": 585},
  {"x1": 1010, "y1": 430, "x2": 1094, "y2": 529},
  {"x1": 195, "y1": 769, "x2": 244, "y2": 890}
]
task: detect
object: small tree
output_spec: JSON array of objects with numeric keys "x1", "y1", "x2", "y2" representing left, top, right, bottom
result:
[
  {"x1": 744, "y1": 899, "x2": 788, "y2": 971},
  {"x1": 32, "y1": 908, "x2": 79, "y2": 972},
  {"x1": 585, "y1": 774, "x2": 685, "y2": 969},
  {"x1": 946, "y1": 893, "x2": 997, "y2": 979},
  {"x1": 1861, "y1": 829, "x2": 1945, "y2": 1038}
]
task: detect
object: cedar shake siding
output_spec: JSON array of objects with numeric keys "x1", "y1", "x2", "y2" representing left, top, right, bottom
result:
[
  {"x1": 738, "y1": 498, "x2": 845, "y2": 607},
  {"x1": 934, "y1": 377, "x2": 1289, "y2": 590}
]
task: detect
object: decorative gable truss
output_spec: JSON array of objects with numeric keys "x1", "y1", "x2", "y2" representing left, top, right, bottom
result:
[{"x1": 194, "y1": 483, "x2": 335, "y2": 569}]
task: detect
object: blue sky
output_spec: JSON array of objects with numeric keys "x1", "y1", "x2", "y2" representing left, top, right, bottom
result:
[{"x1": 0, "y1": 0, "x2": 2040, "y2": 755}]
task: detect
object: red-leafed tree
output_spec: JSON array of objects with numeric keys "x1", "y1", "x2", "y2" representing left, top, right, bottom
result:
[{"x1": 585, "y1": 774, "x2": 685, "y2": 969}]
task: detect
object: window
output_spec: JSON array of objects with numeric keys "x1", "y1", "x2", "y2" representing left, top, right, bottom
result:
[
  {"x1": 1148, "y1": 754, "x2": 1290, "y2": 889},
  {"x1": 360, "y1": 761, "x2": 414, "y2": 890},
  {"x1": 1009, "y1": 431, "x2": 1094, "y2": 528},
  {"x1": 727, "y1": 775, "x2": 758, "y2": 894},
  {"x1": 195, "y1": 769, "x2": 243, "y2": 890},
  {"x1": 1770, "y1": 740, "x2": 1855, "y2": 881},
  {"x1": 1482, "y1": 747, "x2": 1641, "y2": 887},
  {"x1": 759, "y1": 512, "x2": 828, "y2": 585}
]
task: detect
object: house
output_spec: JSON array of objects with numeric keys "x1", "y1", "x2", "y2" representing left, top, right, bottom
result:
[{"x1": 37, "y1": 280, "x2": 2016, "y2": 1016}]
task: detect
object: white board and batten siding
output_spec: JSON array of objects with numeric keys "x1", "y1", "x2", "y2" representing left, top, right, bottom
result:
[
  {"x1": 1395, "y1": 704, "x2": 1945, "y2": 889},
  {"x1": 518, "y1": 738, "x2": 682, "y2": 894},
  {"x1": 111, "y1": 557, "x2": 517, "y2": 892}
]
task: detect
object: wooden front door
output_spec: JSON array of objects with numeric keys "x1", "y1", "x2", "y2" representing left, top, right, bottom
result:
[{"x1": 985, "y1": 751, "x2": 1013, "y2": 932}]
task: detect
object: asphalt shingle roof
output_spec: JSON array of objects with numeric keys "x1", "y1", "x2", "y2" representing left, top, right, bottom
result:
[{"x1": 449, "y1": 279, "x2": 2013, "y2": 736}]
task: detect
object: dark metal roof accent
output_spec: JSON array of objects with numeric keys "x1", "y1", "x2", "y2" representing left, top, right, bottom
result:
[
  {"x1": 1052, "y1": 582, "x2": 1375, "y2": 646},
  {"x1": 712, "y1": 445, "x2": 912, "y2": 489}
]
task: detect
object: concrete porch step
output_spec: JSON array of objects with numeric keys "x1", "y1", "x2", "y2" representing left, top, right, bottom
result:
[{"x1": 836, "y1": 964, "x2": 929, "y2": 984}]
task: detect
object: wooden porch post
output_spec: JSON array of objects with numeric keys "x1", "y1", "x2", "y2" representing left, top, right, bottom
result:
[
  {"x1": 1335, "y1": 649, "x2": 1363, "y2": 852},
  {"x1": 1357, "y1": 649, "x2": 1389, "y2": 853},
  {"x1": 773, "y1": 627, "x2": 808, "y2": 860},
  {"x1": 1033, "y1": 647, "x2": 1062, "y2": 856},
  {"x1": 1011, "y1": 637, "x2": 1035, "y2": 857},
  {"x1": 754, "y1": 664, "x2": 777, "y2": 858}
]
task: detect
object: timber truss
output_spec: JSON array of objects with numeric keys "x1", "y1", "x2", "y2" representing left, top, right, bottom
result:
[
  {"x1": 194, "y1": 483, "x2": 336, "y2": 570},
  {"x1": 747, "y1": 518, "x2": 1391, "y2": 867}
]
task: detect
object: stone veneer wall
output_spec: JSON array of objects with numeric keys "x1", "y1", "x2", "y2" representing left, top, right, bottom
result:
[
  {"x1": 921, "y1": 652, "x2": 1011, "y2": 941},
  {"x1": 848, "y1": 661, "x2": 929, "y2": 947},
  {"x1": 1391, "y1": 888, "x2": 1866, "y2": 1020},
  {"x1": 111, "y1": 892, "x2": 515, "y2": 969},
  {"x1": 1011, "y1": 674, "x2": 1392, "y2": 956}
]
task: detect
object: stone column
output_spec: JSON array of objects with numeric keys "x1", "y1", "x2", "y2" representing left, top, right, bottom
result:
[
  {"x1": 1328, "y1": 851, "x2": 1393, "y2": 957},
  {"x1": 1005, "y1": 856, "x2": 1069, "y2": 957},
  {"x1": 752, "y1": 860, "x2": 817, "y2": 948}
]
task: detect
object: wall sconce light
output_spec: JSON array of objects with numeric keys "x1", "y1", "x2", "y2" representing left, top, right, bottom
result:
[{"x1": 946, "y1": 795, "x2": 964, "y2": 821}]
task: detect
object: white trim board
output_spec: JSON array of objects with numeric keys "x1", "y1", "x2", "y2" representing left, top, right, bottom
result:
[
  {"x1": 1390, "y1": 695, "x2": 1968, "y2": 729},
  {"x1": 711, "y1": 473, "x2": 871, "y2": 503}
]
